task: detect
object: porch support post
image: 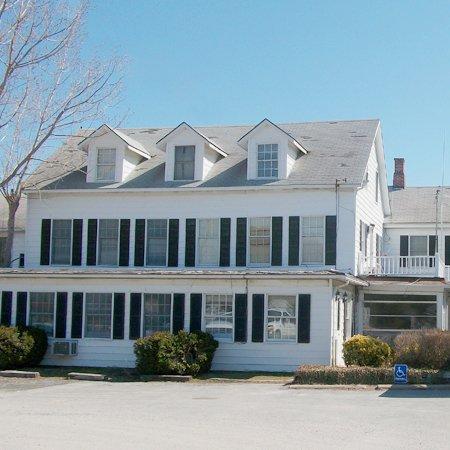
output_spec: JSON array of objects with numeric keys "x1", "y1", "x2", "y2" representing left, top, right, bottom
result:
[{"x1": 436, "y1": 292, "x2": 444, "y2": 330}]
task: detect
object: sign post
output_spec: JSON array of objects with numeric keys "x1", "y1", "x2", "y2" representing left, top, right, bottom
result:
[{"x1": 394, "y1": 364, "x2": 408, "y2": 384}]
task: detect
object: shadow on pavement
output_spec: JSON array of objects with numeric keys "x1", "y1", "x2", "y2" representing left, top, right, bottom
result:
[{"x1": 379, "y1": 388, "x2": 450, "y2": 399}]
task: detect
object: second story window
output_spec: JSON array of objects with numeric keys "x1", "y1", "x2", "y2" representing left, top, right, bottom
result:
[
  {"x1": 146, "y1": 219, "x2": 168, "y2": 266},
  {"x1": 409, "y1": 236, "x2": 427, "y2": 256},
  {"x1": 301, "y1": 216, "x2": 325, "y2": 264},
  {"x1": 197, "y1": 218, "x2": 220, "y2": 266},
  {"x1": 96, "y1": 148, "x2": 116, "y2": 182},
  {"x1": 51, "y1": 219, "x2": 72, "y2": 265},
  {"x1": 174, "y1": 145, "x2": 195, "y2": 180},
  {"x1": 257, "y1": 144, "x2": 278, "y2": 178},
  {"x1": 249, "y1": 217, "x2": 271, "y2": 265},
  {"x1": 98, "y1": 219, "x2": 119, "y2": 266}
]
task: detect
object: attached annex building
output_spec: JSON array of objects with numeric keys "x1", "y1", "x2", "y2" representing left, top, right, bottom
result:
[{"x1": 0, "y1": 118, "x2": 447, "y2": 371}]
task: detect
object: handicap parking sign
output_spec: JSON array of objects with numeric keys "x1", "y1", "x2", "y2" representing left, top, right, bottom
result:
[{"x1": 394, "y1": 364, "x2": 408, "y2": 384}]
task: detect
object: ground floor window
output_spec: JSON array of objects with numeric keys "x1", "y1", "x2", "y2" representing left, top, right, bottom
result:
[
  {"x1": 363, "y1": 294, "x2": 436, "y2": 331},
  {"x1": 143, "y1": 293, "x2": 171, "y2": 335},
  {"x1": 267, "y1": 295, "x2": 296, "y2": 341},
  {"x1": 204, "y1": 294, "x2": 233, "y2": 341},
  {"x1": 29, "y1": 292, "x2": 55, "y2": 336},
  {"x1": 84, "y1": 293, "x2": 112, "y2": 338}
]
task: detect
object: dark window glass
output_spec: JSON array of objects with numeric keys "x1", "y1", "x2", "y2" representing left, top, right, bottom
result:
[{"x1": 174, "y1": 146, "x2": 195, "y2": 180}]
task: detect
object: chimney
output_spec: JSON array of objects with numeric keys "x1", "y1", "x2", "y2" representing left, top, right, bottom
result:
[{"x1": 393, "y1": 157, "x2": 405, "y2": 189}]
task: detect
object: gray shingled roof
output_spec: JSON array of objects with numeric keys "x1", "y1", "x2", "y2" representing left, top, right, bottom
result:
[
  {"x1": 26, "y1": 119, "x2": 380, "y2": 190},
  {"x1": 388, "y1": 187, "x2": 450, "y2": 223}
]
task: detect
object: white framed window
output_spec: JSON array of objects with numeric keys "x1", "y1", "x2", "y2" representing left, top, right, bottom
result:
[
  {"x1": 257, "y1": 144, "x2": 278, "y2": 178},
  {"x1": 197, "y1": 218, "x2": 220, "y2": 266},
  {"x1": 409, "y1": 236, "x2": 427, "y2": 256},
  {"x1": 266, "y1": 295, "x2": 296, "y2": 341},
  {"x1": 146, "y1": 219, "x2": 168, "y2": 266},
  {"x1": 301, "y1": 216, "x2": 325, "y2": 264},
  {"x1": 29, "y1": 292, "x2": 55, "y2": 337},
  {"x1": 174, "y1": 145, "x2": 195, "y2": 180},
  {"x1": 204, "y1": 294, "x2": 233, "y2": 341},
  {"x1": 96, "y1": 148, "x2": 116, "y2": 182},
  {"x1": 84, "y1": 293, "x2": 112, "y2": 338},
  {"x1": 249, "y1": 217, "x2": 271, "y2": 265},
  {"x1": 51, "y1": 219, "x2": 72, "y2": 265},
  {"x1": 143, "y1": 293, "x2": 172, "y2": 336},
  {"x1": 98, "y1": 219, "x2": 119, "y2": 266}
]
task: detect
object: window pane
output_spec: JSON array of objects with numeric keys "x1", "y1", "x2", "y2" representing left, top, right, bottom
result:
[
  {"x1": 174, "y1": 146, "x2": 195, "y2": 180},
  {"x1": 301, "y1": 216, "x2": 324, "y2": 264},
  {"x1": 30, "y1": 292, "x2": 55, "y2": 336},
  {"x1": 97, "y1": 148, "x2": 116, "y2": 181},
  {"x1": 197, "y1": 219, "x2": 220, "y2": 266},
  {"x1": 98, "y1": 219, "x2": 119, "y2": 265},
  {"x1": 410, "y1": 236, "x2": 427, "y2": 256},
  {"x1": 204, "y1": 294, "x2": 233, "y2": 340},
  {"x1": 146, "y1": 219, "x2": 168, "y2": 266},
  {"x1": 257, "y1": 144, "x2": 278, "y2": 178},
  {"x1": 267, "y1": 295, "x2": 296, "y2": 341},
  {"x1": 51, "y1": 220, "x2": 72, "y2": 265},
  {"x1": 85, "y1": 293, "x2": 112, "y2": 338},
  {"x1": 143, "y1": 293, "x2": 171, "y2": 336},
  {"x1": 249, "y1": 217, "x2": 271, "y2": 264}
]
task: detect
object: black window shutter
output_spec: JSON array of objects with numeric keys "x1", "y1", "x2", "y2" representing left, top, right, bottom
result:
[
  {"x1": 189, "y1": 293, "x2": 202, "y2": 332},
  {"x1": 325, "y1": 215, "x2": 337, "y2": 265},
  {"x1": 19, "y1": 253, "x2": 24, "y2": 267},
  {"x1": 236, "y1": 217, "x2": 247, "y2": 266},
  {"x1": 172, "y1": 293, "x2": 185, "y2": 333},
  {"x1": 288, "y1": 216, "x2": 300, "y2": 266},
  {"x1": 234, "y1": 294, "x2": 248, "y2": 342},
  {"x1": 87, "y1": 219, "x2": 98, "y2": 266},
  {"x1": 251, "y1": 294, "x2": 264, "y2": 343},
  {"x1": 185, "y1": 219, "x2": 196, "y2": 267},
  {"x1": 168, "y1": 219, "x2": 179, "y2": 267},
  {"x1": 445, "y1": 236, "x2": 450, "y2": 266},
  {"x1": 1, "y1": 291, "x2": 12, "y2": 326},
  {"x1": 134, "y1": 219, "x2": 145, "y2": 266},
  {"x1": 71, "y1": 292, "x2": 83, "y2": 339},
  {"x1": 400, "y1": 235, "x2": 409, "y2": 256},
  {"x1": 219, "y1": 218, "x2": 231, "y2": 267},
  {"x1": 55, "y1": 292, "x2": 67, "y2": 338},
  {"x1": 271, "y1": 216, "x2": 283, "y2": 266},
  {"x1": 119, "y1": 219, "x2": 130, "y2": 266},
  {"x1": 40, "y1": 219, "x2": 51, "y2": 265},
  {"x1": 16, "y1": 292, "x2": 27, "y2": 327},
  {"x1": 71, "y1": 219, "x2": 83, "y2": 266},
  {"x1": 429, "y1": 235, "x2": 437, "y2": 255},
  {"x1": 298, "y1": 294, "x2": 311, "y2": 343},
  {"x1": 129, "y1": 293, "x2": 142, "y2": 339},
  {"x1": 113, "y1": 293, "x2": 125, "y2": 339}
]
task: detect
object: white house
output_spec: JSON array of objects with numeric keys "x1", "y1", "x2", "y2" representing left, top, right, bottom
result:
[{"x1": 0, "y1": 118, "x2": 447, "y2": 372}]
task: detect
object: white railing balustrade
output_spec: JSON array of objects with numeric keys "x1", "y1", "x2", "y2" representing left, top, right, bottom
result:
[{"x1": 359, "y1": 254, "x2": 438, "y2": 277}]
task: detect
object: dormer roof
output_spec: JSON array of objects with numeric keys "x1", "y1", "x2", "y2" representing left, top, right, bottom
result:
[
  {"x1": 238, "y1": 118, "x2": 308, "y2": 154},
  {"x1": 156, "y1": 122, "x2": 227, "y2": 157}
]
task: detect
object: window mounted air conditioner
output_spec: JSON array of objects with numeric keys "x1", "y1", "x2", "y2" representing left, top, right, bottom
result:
[{"x1": 52, "y1": 340, "x2": 78, "y2": 356}]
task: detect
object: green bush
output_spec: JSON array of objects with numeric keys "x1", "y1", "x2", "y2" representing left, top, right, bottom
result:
[
  {"x1": 394, "y1": 329, "x2": 450, "y2": 370},
  {"x1": 0, "y1": 326, "x2": 34, "y2": 370},
  {"x1": 134, "y1": 330, "x2": 219, "y2": 376},
  {"x1": 18, "y1": 326, "x2": 48, "y2": 367},
  {"x1": 294, "y1": 365, "x2": 443, "y2": 385},
  {"x1": 343, "y1": 334, "x2": 393, "y2": 367}
]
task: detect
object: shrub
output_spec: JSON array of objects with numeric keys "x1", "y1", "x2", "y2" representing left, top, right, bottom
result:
[
  {"x1": 134, "y1": 330, "x2": 219, "y2": 376},
  {"x1": 394, "y1": 329, "x2": 450, "y2": 370},
  {"x1": 0, "y1": 326, "x2": 34, "y2": 370},
  {"x1": 343, "y1": 334, "x2": 393, "y2": 367},
  {"x1": 294, "y1": 365, "x2": 443, "y2": 385},
  {"x1": 18, "y1": 326, "x2": 48, "y2": 367}
]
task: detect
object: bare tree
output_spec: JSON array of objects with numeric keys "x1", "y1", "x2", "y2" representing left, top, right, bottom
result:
[{"x1": 0, "y1": 0, "x2": 122, "y2": 266}]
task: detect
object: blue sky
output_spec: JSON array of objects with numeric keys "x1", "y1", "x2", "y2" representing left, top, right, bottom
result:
[{"x1": 85, "y1": 0, "x2": 450, "y2": 186}]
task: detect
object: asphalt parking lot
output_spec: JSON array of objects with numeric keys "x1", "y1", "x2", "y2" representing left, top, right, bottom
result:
[{"x1": 1, "y1": 379, "x2": 449, "y2": 449}]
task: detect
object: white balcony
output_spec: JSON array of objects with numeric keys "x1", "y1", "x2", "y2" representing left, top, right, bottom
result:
[{"x1": 359, "y1": 253, "x2": 446, "y2": 278}]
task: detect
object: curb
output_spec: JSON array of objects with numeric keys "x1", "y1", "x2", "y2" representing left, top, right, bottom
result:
[
  {"x1": 68, "y1": 372, "x2": 107, "y2": 381},
  {"x1": 376, "y1": 384, "x2": 450, "y2": 391},
  {"x1": 140, "y1": 375, "x2": 192, "y2": 382},
  {"x1": 0, "y1": 370, "x2": 40, "y2": 379},
  {"x1": 288, "y1": 384, "x2": 450, "y2": 391}
]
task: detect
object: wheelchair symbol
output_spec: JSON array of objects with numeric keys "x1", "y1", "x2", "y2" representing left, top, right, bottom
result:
[{"x1": 394, "y1": 364, "x2": 408, "y2": 383}]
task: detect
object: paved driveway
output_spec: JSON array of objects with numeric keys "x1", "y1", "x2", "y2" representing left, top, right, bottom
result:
[{"x1": 0, "y1": 380, "x2": 449, "y2": 449}]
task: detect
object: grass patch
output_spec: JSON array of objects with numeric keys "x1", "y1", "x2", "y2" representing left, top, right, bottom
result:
[{"x1": 193, "y1": 371, "x2": 294, "y2": 383}]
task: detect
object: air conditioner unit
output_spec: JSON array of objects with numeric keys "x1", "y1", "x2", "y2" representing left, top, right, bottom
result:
[{"x1": 52, "y1": 340, "x2": 78, "y2": 356}]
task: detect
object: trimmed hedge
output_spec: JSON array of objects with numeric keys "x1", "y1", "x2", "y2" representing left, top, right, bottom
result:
[
  {"x1": 0, "y1": 326, "x2": 48, "y2": 370},
  {"x1": 134, "y1": 330, "x2": 218, "y2": 376},
  {"x1": 343, "y1": 334, "x2": 393, "y2": 367},
  {"x1": 293, "y1": 365, "x2": 443, "y2": 385}
]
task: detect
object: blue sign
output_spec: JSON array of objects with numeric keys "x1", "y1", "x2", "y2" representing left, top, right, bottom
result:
[{"x1": 394, "y1": 364, "x2": 408, "y2": 384}]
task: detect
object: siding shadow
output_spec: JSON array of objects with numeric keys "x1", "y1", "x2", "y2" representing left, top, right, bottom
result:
[{"x1": 379, "y1": 388, "x2": 450, "y2": 398}]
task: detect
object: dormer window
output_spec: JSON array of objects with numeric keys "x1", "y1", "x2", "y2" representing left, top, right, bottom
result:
[
  {"x1": 257, "y1": 144, "x2": 278, "y2": 178},
  {"x1": 174, "y1": 145, "x2": 195, "y2": 180},
  {"x1": 96, "y1": 148, "x2": 116, "y2": 182}
]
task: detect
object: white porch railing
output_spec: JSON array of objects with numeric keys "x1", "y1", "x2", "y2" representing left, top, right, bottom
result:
[{"x1": 359, "y1": 253, "x2": 445, "y2": 278}]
